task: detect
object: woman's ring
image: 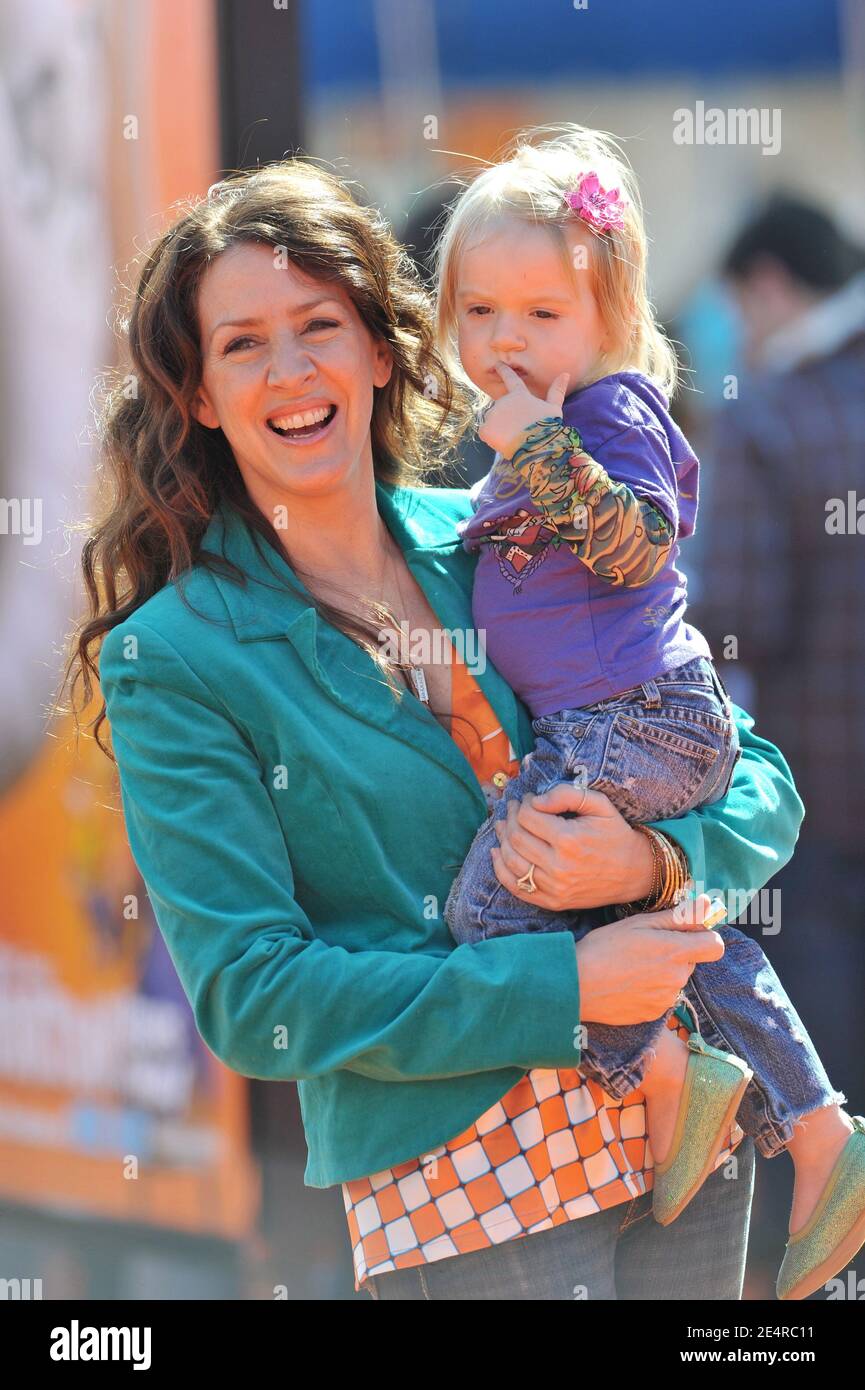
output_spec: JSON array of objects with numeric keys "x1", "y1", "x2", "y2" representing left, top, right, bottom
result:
[
  {"x1": 570, "y1": 782, "x2": 588, "y2": 813},
  {"x1": 516, "y1": 863, "x2": 537, "y2": 893}
]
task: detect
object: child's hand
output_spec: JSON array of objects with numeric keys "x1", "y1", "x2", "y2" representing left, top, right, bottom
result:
[{"x1": 478, "y1": 363, "x2": 571, "y2": 458}]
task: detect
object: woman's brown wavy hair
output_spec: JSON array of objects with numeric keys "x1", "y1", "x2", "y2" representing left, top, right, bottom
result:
[{"x1": 57, "y1": 159, "x2": 478, "y2": 762}]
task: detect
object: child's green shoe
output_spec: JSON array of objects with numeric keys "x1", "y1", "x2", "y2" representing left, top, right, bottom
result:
[
  {"x1": 652, "y1": 1001, "x2": 754, "y2": 1227},
  {"x1": 776, "y1": 1114, "x2": 865, "y2": 1301}
]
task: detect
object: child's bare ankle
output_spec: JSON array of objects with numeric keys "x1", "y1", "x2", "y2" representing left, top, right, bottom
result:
[
  {"x1": 642, "y1": 1028, "x2": 688, "y2": 1095},
  {"x1": 787, "y1": 1103, "x2": 854, "y2": 1164}
]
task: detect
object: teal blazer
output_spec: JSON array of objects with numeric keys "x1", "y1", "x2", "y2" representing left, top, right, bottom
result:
[{"x1": 99, "y1": 482, "x2": 805, "y2": 1187}]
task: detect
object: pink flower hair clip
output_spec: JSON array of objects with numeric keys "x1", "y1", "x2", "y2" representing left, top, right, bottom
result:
[{"x1": 563, "y1": 171, "x2": 628, "y2": 233}]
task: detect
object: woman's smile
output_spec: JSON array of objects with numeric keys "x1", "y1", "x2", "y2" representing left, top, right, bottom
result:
[{"x1": 264, "y1": 401, "x2": 339, "y2": 445}]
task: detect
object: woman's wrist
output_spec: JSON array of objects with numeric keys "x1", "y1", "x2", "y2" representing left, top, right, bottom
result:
[
  {"x1": 652, "y1": 829, "x2": 692, "y2": 907},
  {"x1": 625, "y1": 823, "x2": 656, "y2": 901},
  {"x1": 615, "y1": 826, "x2": 691, "y2": 917}
]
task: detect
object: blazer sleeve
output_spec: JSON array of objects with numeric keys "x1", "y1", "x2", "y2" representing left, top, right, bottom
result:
[
  {"x1": 647, "y1": 701, "x2": 805, "y2": 907},
  {"x1": 99, "y1": 620, "x2": 584, "y2": 1085}
]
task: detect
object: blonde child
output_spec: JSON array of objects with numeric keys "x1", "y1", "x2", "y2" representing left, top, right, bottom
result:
[{"x1": 434, "y1": 123, "x2": 865, "y2": 1300}]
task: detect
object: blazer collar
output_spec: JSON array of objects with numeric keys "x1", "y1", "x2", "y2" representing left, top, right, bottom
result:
[
  {"x1": 199, "y1": 480, "x2": 459, "y2": 638},
  {"x1": 197, "y1": 483, "x2": 528, "y2": 803}
]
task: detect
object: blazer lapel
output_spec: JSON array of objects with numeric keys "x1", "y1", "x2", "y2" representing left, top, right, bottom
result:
[{"x1": 199, "y1": 485, "x2": 529, "y2": 803}]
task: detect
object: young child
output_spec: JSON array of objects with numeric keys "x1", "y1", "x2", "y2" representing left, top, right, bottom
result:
[{"x1": 432, "y1": 123, "x2": 865, "y2": 1300}]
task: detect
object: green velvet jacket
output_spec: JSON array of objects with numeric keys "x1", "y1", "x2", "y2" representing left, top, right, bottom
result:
[{"x1": 99, "y1": 482, "x2": 804, "y2": 1187}]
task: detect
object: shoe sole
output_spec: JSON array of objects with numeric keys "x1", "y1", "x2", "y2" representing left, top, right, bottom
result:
[
  {"x1": 778, "y1": 1204, "x2": 865, "y2": 1301},
  {"x1": 654, "y1": 1063, "x2": 754, "y2": 1227}
]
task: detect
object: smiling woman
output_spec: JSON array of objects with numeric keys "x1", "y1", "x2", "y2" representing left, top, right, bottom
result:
[
  {"x1": 52, "y1": 157, "x2": 806, "y2": 1302},
  {"x1": 61, "y1": 161, "x2": 475, "y2": 731},
  {"x1": 191, "y1": 242, "x2": 393, "y2": 517}
]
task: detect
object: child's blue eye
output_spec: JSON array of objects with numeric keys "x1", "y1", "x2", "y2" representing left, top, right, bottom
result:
[{"x1": 532, "y1": 310, "x2": 559, "y2": 320}]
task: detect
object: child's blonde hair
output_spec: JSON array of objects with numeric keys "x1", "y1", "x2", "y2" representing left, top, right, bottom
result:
[{"x1": 434, "y1": 122, "x2": 678, "y2": 405}]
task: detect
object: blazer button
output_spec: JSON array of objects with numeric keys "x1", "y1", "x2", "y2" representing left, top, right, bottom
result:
[{"x1": 492, "y1": 771, "x2": 509, "y2": 788}]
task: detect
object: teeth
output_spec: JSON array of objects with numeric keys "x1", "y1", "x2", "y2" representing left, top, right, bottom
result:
[{"x1": 270, "y1": 406, "x2": 333, "y2": 430}]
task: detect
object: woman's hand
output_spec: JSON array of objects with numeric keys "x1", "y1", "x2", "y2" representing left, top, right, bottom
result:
[
  {"x1": 575, "y1": 894, "x2": 726, "y2": 1025},
  {"x1": 490, "y1": 782, "x2": 657, "y2": 911}
]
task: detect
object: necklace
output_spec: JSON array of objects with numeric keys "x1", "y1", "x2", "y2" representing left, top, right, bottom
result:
[{"x1": 385, "y1": 537, "x2": 429, "y2": 704}]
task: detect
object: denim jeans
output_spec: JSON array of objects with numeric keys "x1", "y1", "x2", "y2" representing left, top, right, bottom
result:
[
  {"x1": 444, "y1": 657, "x2": 846, "y2": 1160},
  {"x1": 445, "y1": 657, "x2": 741, "y2": 941},
  {"x1": 364, "y1": 1137, "x2": 756, "y2": 1299}
]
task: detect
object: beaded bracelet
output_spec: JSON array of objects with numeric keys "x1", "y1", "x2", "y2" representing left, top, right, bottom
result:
[{"x1": 613, "y1": 824, "x2": 691, "y2": 918}]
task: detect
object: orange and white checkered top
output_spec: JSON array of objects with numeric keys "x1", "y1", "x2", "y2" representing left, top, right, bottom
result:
[{"x1": 342, "y1": 653, "x2": 744, "y2": 1291}]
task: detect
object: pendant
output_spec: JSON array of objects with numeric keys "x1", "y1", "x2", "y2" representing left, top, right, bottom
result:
[{"x1": 409, "y1": 664, "x2": 429, "y2": 703}]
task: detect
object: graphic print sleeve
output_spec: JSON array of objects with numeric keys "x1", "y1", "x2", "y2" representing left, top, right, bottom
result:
[{"x1": 507, "y1": 416, "x2": 676, "y2": 589}]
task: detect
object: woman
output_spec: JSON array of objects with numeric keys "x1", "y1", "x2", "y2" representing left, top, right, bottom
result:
[{"x1": 62, "y1": 160, "x2": 804, "y2": 1300}]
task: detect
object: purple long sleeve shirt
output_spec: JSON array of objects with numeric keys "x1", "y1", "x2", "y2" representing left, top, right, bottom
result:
[{"x1": 457, "y1": 371, "x2": 711, "y2": 718}]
